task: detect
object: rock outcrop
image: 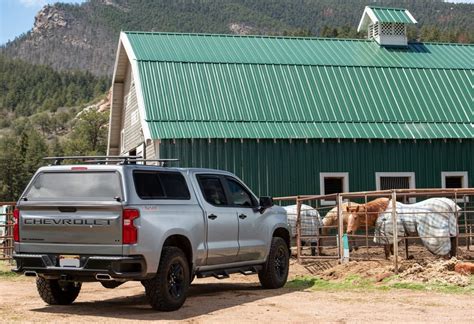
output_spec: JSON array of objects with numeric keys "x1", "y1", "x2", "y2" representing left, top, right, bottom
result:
[
  {"x1": 228, "y1": 23, "x2": 256, "y2": 35},
  {"x1": 32, "y1": 5, "x2": 69, "y2": 36}
]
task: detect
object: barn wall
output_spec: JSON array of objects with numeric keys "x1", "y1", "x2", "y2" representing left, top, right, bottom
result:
[
  {"x1": 145, "y1": 141, "x2": 155, "y2": 159},
  {"x1": 107, "y1": 82, "x2": 123, "y2": 155},
  {"x1": 120, "y1": 64, "x2": 144, "y2": 153},
  {"x1": 159, "y1": 139, "x2": 474, "y2": 197}
]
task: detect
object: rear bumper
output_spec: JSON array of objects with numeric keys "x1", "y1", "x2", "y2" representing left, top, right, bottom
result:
[{"x1": 13, "y1": 253, "x2": 147, "y2": 281}]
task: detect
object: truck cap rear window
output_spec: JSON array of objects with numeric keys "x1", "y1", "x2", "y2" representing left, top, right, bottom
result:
[{"x1": 25, "y1": 171, "x2": 122, "y2": 201}]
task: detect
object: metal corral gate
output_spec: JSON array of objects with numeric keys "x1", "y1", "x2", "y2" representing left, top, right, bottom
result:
[
  {"x1": 0, "y1": 202, "x2": 15, "y2": 261},
  {"x1": 275, "y1": 188, "x2": 474, "y2": 273}
]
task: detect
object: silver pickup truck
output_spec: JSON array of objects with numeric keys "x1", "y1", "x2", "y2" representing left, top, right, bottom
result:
[{"x1": 13, "y1": 159, "x2": 290, "y2": 311}]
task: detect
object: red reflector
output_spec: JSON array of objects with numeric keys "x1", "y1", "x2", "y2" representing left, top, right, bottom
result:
[
  {"x1": 71, "y1": 167, "x2": 88, "y2": 171},
  {"x1": 122, "y1": 209, "x2": 139, "y2": 244},
  {"x1": 13, "y1": 209, "x2": 20, "y2": 242}
]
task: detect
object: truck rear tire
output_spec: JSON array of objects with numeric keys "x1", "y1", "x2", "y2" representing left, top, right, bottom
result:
[
  {"x1": 144, "y1": 246, "x2": 190, "y2": 311},
  {"x1": 258, "y1": 237, "x2": 289, "y2": 289},
  {"x1": 36, "y1": 277, "x2": 81, "y2": 305}
]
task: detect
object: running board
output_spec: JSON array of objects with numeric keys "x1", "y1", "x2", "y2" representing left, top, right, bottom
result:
[{"x1": 196, "y1": 265, "x2": 263, "y2": 280}]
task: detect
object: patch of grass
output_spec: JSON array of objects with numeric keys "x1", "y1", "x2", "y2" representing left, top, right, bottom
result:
[
  {"x1": 381, "y1": 275, "x2": 397, "y2": 283},
  {"x1": 387, "y1": 275, "x2": 474, "y2": 294},
  {"x1": 389, "y1": 281, "x2": 474, "y2": 294},
  {"x1": 390, "y1": 282, "x2": 425, "y2": 290},
  {"x1": 0, "y1": 261, "x2": 20, "y2": 279},
  {"x1": 286, "y1": 275, "x2": 474, "y2": 294},
  {"x1": 285, "y1": 276, "x2": 319, "y2": 289},
  {"x1": 287, "y1": 275, "x2": 377, "y2": 291}
]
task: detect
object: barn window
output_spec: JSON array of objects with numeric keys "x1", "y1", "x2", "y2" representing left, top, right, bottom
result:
[
  {"x1": 442, "y1": 172, "x2": 469, "y2": 202},
  {"x1": 131, "y1": 110, "x2": 139, "y2": 126},
  {"x1": 120, "y1": 129, "x2": 125, "y2": 153},
  {"x1": 442, "y1": 172, "x2": 468, "y2": 189},
  {"x1": 376, "y1": 172, "x2": 415, "y2": 202},
  {"x1": 124, "y1": 92, "x2": 129, "y2": 108},
  {"x1": 320, "y1": 172, "x2": 349, "y2": 205},
  {"x1": 376, "y1": 172, "x2": 415, "y2": 190}
]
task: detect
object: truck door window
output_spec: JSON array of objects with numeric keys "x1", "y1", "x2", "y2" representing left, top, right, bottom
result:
[
  {"x1": 197, "y1": 176, "x2": 228, "y2": 206},
  {"x1": 226, "y1": 178, "x2": 257, "y2": 207}
]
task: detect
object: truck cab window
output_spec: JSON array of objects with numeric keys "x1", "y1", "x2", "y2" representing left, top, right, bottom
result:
[
  {"x1": 198, "y1": 176, "x2": 228, "y2": 206},
  {"x1": 226, "y1": 178, "x2": 257, "y2": 207}
]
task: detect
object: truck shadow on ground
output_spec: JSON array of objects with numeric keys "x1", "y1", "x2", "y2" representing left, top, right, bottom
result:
[{"x1": 32, "y1": 281, "x2": 301, "y2": 320}]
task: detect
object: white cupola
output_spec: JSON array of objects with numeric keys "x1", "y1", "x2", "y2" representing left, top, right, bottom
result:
[{"x1": 357, "y1": 6, "x2": 417, "y2": 47}]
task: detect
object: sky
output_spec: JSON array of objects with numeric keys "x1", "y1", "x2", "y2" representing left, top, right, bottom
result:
[
  {"x1": 0, "y1": 0, "x2": 473, "y2": 45},
  {"x1": 0, "y1": 0, "x2": 86, "y2": 45}
]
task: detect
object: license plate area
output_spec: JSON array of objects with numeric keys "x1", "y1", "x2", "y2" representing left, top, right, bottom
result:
[{"x1": 59, "y1": 255, "x2": 80, "y2": 268}]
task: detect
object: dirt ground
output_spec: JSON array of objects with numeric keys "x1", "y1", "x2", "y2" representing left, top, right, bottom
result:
[{"x1": 1, "y1": 260, "x2": 473, "y2": 323}]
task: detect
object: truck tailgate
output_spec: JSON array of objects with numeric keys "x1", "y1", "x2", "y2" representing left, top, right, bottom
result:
[{"x1": 18, "y1": 204, "x2": 123, "y2": 253}]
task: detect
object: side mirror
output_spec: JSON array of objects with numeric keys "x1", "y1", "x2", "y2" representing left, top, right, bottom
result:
[{"x1": 258, "y1": 196, "x2": 273, "y2": 213}]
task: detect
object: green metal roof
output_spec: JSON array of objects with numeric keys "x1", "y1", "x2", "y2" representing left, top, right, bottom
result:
[
  {"x1": 125, "y1": 32, "x2": 471, "y2": 69},
  {"x1": 123, "y1": 32, "x2": 473, "y2": 140},
  {"x1": 369, "y1": 6, "x2": 415, "y2": 24},
  {"x1": 148, "y1": 122, "x2": 473, "y2": 140}
]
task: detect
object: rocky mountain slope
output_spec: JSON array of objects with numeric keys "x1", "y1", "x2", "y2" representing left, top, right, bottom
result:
[{"x1": 1, "y1": 0, "x2": 473, "y2": 77}]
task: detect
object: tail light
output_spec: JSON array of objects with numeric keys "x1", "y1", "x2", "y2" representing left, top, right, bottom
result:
[
  {"x1": 13, "y1": 209, "x2": 20, "y2": 242},
  {"x1": 122, "y1": 209, "x2": 139, "y2": 244}
]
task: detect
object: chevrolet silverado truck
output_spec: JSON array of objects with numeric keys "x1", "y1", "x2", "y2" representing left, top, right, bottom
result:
[{"x1": 13, "y1": 158, "x2": 290, "y2": 311}]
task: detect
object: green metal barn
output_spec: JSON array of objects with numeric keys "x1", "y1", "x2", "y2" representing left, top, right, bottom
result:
[{"x1": 107, "y1": 6, "x2": 473, "y2": 199}]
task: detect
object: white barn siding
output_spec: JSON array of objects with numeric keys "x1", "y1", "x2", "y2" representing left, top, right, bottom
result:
[
  {"x1": 146, "y1": 141, "x2": 156, "y2": 160},
  {"x1": 120, "y1": 64, "x2": 144, "y2": 153},
  {"x1": 107, "y1": 83, "x2": 123, "y2": 155}
]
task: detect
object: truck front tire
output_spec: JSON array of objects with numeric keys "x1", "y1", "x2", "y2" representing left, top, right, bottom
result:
[
  {"x1": 144, "y1": 246, "x2": 190, "y2": 311},
  {"x1": 36, "y1": 277, "x2": 81, "y2": 305},
  {"x1": 258, "y1": 237, "x2": 289, "y2": 289}
]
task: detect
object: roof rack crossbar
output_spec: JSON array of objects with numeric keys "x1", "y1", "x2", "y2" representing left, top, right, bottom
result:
[
  {"x1": 43, "y1": 156, "x2": 143, "y2": 165},
  {"x1": 43, "y1": 156, "x2": 179, "y2": 166}
]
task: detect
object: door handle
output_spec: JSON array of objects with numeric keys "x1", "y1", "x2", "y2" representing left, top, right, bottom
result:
[
  {"x1": 239, "y1": 214, "x2": 247, "y2": 219},
  {"x1": 208, "y1": 214, "x2": 218, "y2": 220}
]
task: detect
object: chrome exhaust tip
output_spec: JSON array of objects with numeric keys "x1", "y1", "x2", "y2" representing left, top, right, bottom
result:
[
  {"x1": 24, "y1": 271, "x2": 37, "y2": 277},
  {"x1": 95, "y1": 273, "x2": 113, "y2": 281}
]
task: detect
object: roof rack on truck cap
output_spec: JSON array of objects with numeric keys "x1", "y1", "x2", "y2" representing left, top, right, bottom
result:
[{"x1": 43, "y1": 156, "x2": 179, "y2": 166}]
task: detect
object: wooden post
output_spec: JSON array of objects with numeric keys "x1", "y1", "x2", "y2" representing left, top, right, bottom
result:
[
  {"x1": 296, "y1": 197, "x2": 302, "y2": 264},
  {"x1": 337, "y1": 194, "x2": 344, "y2": 263},
  {"x1": 391, "y1": 191, "x2": 398, "y2": 274}
]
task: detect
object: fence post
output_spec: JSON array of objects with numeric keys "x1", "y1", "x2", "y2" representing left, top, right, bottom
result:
[
  {"x1": 296, "y1": 197, "x2": 302, "y2": 264},
  {"x1": 391, "y1": 191, "x2": 398, "y2": 274},
  {"x1": 463, "y1": 194, "x2": 469, "y2": 251},
  {"x1": 337, "y1": 194, "x2": 344, "y2": 264},
  {"x1": 453, "y1": 191, "x2": 458, "y2": 257},
  {"x1": 0, "y1": 203, "x2": 15, "y2": 262}
]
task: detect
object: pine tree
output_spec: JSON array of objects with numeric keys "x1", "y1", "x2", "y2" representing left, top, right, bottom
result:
[{"x1": 63, "y1": 109, "x2": 109, "y2": 155}]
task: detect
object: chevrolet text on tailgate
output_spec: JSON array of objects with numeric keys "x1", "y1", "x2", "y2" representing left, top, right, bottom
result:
[{"x1": 13, "y1": 156, "x2": 290, "y2": 311}]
